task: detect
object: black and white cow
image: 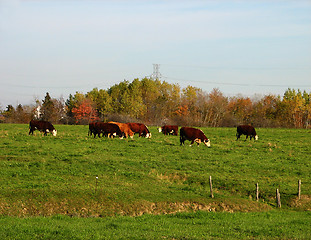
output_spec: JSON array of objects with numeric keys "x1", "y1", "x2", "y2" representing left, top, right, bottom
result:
[{"x1": 236, "y1": 125, "x2": 258, "y2": 140}]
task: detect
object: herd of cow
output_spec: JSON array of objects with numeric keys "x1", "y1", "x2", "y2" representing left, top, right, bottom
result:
[{"x1": 29, "y1": 120, "x2": 258, "y2": 147}]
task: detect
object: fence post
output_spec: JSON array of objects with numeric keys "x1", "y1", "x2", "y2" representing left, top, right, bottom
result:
[
  {"x1": 298, "y1": 180, "x2": 301, "y2": 200},
  {"x1": 209, "y1": 176, "x2": 214, "y2": 198},
  {"x1": 256, "y1": 183, "x2": 259, "y2": 201},
  {"x1": 95, "y1": 176, "x2": 98, "y2": 193},
  {"x1": 276, "y1": 188, "x2": 281, "y2": 208}
]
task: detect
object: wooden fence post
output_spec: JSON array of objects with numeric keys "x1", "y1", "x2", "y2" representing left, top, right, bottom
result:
[
  {"x1": 256, "y1": 183, "x2": 259, "y2": 201},
  {"x1": 298, "y1": 180, "x2": 301, "y2": 200},
  {"x1": 209, "y1": 176, "x2": 214, "y2": 198},
  {"x1": 95, "y1": 176, "x2": 98, "y2": 193},
  {"x1": 276, "y1": 188, "x2": 281, "y2": 208}
]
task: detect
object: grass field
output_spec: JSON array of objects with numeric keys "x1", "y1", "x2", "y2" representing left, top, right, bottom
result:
[{"x1": 0, "y1": 123, "x2": 310, "y2": 239}]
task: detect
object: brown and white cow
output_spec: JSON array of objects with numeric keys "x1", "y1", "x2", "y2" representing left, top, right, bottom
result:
[
  {"x1": 236, "y1": 125, "x2": 258, "y2": 141},
  {"x1": 29, "y1": 120, "x2": 57, "y2": 136},
  {"x1": 127, "y1": 123, "x2": 151, "y2": 138},
  {"x1": 180, "y1": 127, "x2": 210, "y2": 147},
  {"x1": 93, "y1": 122, "x2": 123, "y2": 138},
  {"x1": 108, "y1": 121, "x2": 134, "y2": 139},
  {"x1": 158, "y1": 125, "x2": 178, "y2": 136}
]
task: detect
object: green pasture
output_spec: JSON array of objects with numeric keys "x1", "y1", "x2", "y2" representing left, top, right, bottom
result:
[
  {"x1": 0, "y1": 124, "x2": 310, "y2": 239},
  {"x1": 1, "y1": 211, "x2": 311, "y2": 239}
]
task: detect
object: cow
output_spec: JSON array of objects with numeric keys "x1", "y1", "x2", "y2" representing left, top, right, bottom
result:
[
  {"x1": 236, "y1": 125, "x2": 258, "y2": 141},
  {"x1": 158, "y1": 125, "x2": 178, "y2": 136},
  {"x1": 108, "y1": 121, "x2": 134, "y2": 139},
  {"x1": 127, "y1": 123, "x2": 151, "y2": 138},
  {"x1": 29, "y1": 120, "x2": 57, "y2": 136},
  {"x1": 96, "y1": 122, "x2": 122, "y2": 138},
  {"x1": 93, "y1": 122, "x2": 123, "y2": 138},
  {"x1": 180, "y1": 127, "x2": 210, "y2": 147},
  {"x1": 88, "y1": 122, "x2": 98, "y2": 137}
]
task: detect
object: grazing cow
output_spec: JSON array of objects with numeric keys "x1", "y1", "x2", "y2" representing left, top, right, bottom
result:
[
  {"x1": 158, "y1": 125, "x2": 178, "y2": 136},
  {"x1": 127, "y1": 123, "x2": 151, "y2": 138},
  {"x1": 108, "y1": 121, "x2": 134, "y2": 138},
  {"x1": 88, "y1": 122, "x2": 98, "y2": 137},
  {"x1": 180, "y1": 127, "x2": 210, "y2": 147},
  {"x1": 29, "y1": 120, "x2": 57, "y2": 136},
  {"x1": 93, "y1": 122, "x2": 123, "y2": 138},
  {"x1": 236, "y1": 125, "x2": 258, "y2": 140}
]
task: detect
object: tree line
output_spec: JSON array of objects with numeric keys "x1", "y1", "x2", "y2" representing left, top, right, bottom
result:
[{"x1": 1, "y1": 78, "x2": 311, "y2": 128}]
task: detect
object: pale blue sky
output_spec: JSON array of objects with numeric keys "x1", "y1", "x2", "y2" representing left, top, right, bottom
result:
[{"x1": 0, "y1": 0, "x2": 310, "y2": 108}]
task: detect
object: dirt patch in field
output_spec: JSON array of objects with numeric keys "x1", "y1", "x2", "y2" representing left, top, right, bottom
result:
[
  {"x1": 0, "y1": 198, "x2": 273, "y2": 217},
  {"x1": 289, "y1": 195, "x2": 311, "y2": 211},
  {"x1": 120, "y1": 199, "x2": 273, "y2": 217}
]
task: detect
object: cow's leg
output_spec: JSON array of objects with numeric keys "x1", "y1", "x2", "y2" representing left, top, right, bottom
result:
[
  {"x1": 236, "y1": 133, "x2": 241, "y2": 140},
  {"x1": 180, "y1": 136, "x2": 184, "y2": 145},
  {"x1": 94, "y1": 131, "x2": 98, "y2": 138},
  {"x1": 245, "y1": 135, "x2": 248, "y2": 141}
]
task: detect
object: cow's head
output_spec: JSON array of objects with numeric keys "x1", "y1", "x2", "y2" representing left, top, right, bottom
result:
[
  {"x1": 52, "y1": 129, "x2": 57, "y2": 136},
  {"x1": 255, "y1": 135, "x2": 258, "y2": 140},
  {"x1": 145, "y1": 132, "x2": 152, "y2": 138},
  {"x1": 194, "y1": 138, "x2": 210, "y2": 147},
  {"x1": 203, "y1": 139, "x2": 211, "y2": 147},
  {"x1": 157, "y1": 127, "x2": 162, "y2": 133}
]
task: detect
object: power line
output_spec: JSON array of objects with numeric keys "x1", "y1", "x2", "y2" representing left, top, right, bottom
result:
[
  {"x1": 162, "y1": 75, "x2": 311, "y2": 88},
  {"x1": 160, "y1": 63, "x2": 310, "y2": 71}
]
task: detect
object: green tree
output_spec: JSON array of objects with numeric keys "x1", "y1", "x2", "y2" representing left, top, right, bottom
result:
[
  {"x1": 65, "y1": 94, "x2": 75, "y2": 124},
  {"x1": 41, "y1": 92, "x2": 55, "y2": 121},
  {"x1": 140, "y1": 78, "x2": 161, "y2": 121},
  {"x1": 158, "y1": 81, "x2": 181, "y2": 120},
  {"x1": 127, "y1": 79, "x2": 146, "y2": 119},
  {"x1": 108, "y1": 80, "x2": 129, "y2": 113}
]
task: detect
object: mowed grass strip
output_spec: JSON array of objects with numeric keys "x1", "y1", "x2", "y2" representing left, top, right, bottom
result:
[
  {"x1": 0, "y1": 124, "x2": 310, "y2": 217},
  {"x1": 0, "y1": 211, "x2": 311, "y2": 239}
]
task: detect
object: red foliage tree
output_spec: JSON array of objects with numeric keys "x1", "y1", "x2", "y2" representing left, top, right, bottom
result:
[{"x1": 71, "y1": 98, "x2": 99, "y2": 124}]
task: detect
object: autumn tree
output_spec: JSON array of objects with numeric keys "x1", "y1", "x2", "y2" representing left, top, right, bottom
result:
[
  {"x1": 179, "y1": 85, "x2": 201, "y2": 125},
  {"x1": 252, "y1": 95, "x2": 281, "y2": 127},
  {"x1": 302, "y1": 91, "x2": 311, "y2": 128},
  {"x1": 3, "y1": 105, "x2": 15, "y2": 123},
  {"x1": 60, "y1": 79, "x2": 311, "y2": 128},
  {"x1": 279, "y1": 89, "x2": 303, "y2": 127},
  {"x1": 157, "y1": 81, "x2": 181, "y2": 125},
  {"x1": 227, "y1": 96, "x2": 253, "y2": 125},
  {"x1": 71, "y1": 98, "x2": 98, "y2": 124},
  {"x1": 203, "y1": 88, "x2": 228, "y2": 127}
]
